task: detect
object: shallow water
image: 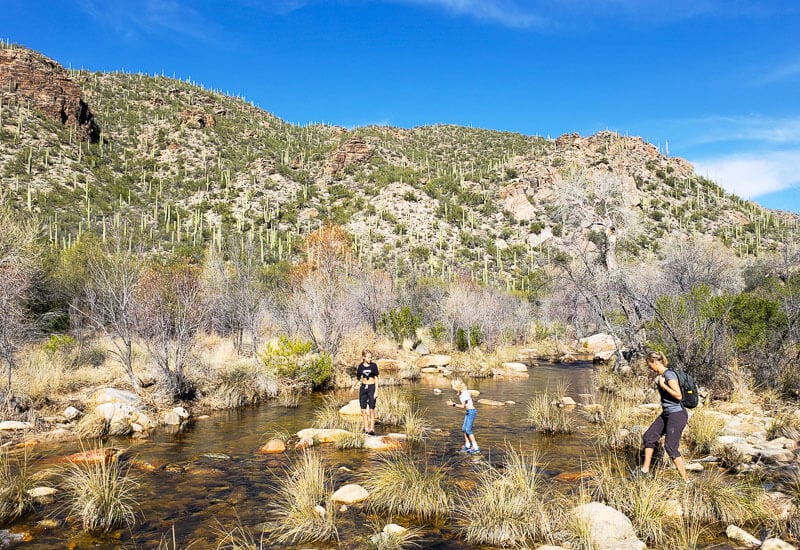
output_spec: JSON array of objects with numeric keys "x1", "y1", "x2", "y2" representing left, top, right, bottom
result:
[{"x1": 2, "y1": 362, "x2": 734, "y2": 548}]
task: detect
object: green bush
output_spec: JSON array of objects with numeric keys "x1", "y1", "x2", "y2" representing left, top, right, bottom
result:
[
  {"x1": 259, "y1": 335, "x2": 333, "y2": 390},
  {"x1": 380, "y1": 306, "x2": 422, "y2": 342}
]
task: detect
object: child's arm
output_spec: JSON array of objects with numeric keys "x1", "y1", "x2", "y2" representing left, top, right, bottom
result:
[{"x1": 446, "y1": 399, "x2": 463, "y2": 409}]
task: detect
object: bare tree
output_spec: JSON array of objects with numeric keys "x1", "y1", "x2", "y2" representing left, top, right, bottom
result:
[
  {"x1": 0, "y1": 204, "x2": 38, "y2": 405},
  {"x1": 77, "y1": 234, "x2": 145, "y2": 391},
  {"x1": 135, "y1": 262, "x2": 208, "y2": 400},
  {"x1": 204, "y1": 238, "x2": 268, "y2": 355},
  {"x1": 661, "y1": 236, "x2": 742, "y2": 294},
  {"x1": 352, "y1": 268, "x2": 396, "y2": 332},
  {"x1": 270, "y1": 225, "x2": 359, "y2": 356}
]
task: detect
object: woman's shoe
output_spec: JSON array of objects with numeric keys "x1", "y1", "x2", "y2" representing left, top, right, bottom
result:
[
  {"x1": 467, "y1": 447, "x2": 481, "y2": 455},
  {"x1": 459, "y1": 445, "x2": 471, "y2": 452}
]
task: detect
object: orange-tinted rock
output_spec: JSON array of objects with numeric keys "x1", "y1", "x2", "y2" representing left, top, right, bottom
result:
[
  {"x1": 554, "y1": 470, "x2": 597, "y2": 482},
  {"x1": 259, "y1": 439, "x2": 286, "y2": 454},
  {"x1": 323, "y1": 137, "x2": 372, "y2": 175},
  {"x1": 59, "y1": 448, "x2": 119, "y2": 465}
]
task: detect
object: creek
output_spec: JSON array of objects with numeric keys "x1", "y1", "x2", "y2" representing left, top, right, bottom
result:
[{"x1": 3, "y1": 361, "x2": 733, "y2": 548}]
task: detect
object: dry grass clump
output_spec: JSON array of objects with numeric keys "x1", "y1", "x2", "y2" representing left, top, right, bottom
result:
[
  {"x1": 75, "y1": 413, "x2": 110, "y2": 439},
  {"x1": 663, "y1": 517, "x2": 710, "y2": 550},
  {"x1": 526, "y1": 381, "x2": 575, "y2": 435},
  {"x1": 363, "y1": 452, "x2": 452, "y2": 522},
  {"x1": 366, "y1": 524, "x2": 424, "y2": 550},
  {"x1": 680, "y1": 469, "x2": 768, "y2": 525},
  {"x1": 685, "y1": 408, "x2": 726, "y2": 455},
  {"x1": 211, "y1": 360, "x2": 279, "y2": 408},
  {"x1": 457, "y1": 446, "x2": 557, "y2": 547},
  {"x1": 587, "y1": 454, "x2": 678, "y2": 546},
  {"x1": 448, "y1": 351, "x2": 495, "y2": 378},
  {"x1": 594, "y1": 363, "x2": 652, "y2": 404},
  {"x1": 766, "y1": 407, "x2": 800, "y2": 440},
  {"x1": 0, "y1": 451, "x2": 48, "y2": 524},
  {"x1": 268, "y1": 452, "x2": 338, "y2": 544},
  {"x1": 590, "y1": 395, "x2": 649, "y2": 457},
  {"x1": 60, "y1": 450, "x2": 139, "y2": 532},
  {"x1": 401, "y1": 406, "x2": 431, "y2": 445},
  {"x1": 376, "y1": 386, "x2": 413, "y2": 426},
  {"x1": 334, "y1": 430, "x2": 367, "y2": 450},
  {"x1": 312, "y1": 395, "x2": 354, "y2": 430}
]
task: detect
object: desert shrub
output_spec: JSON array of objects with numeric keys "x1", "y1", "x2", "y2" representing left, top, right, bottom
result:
[
  {"x1": 526, "y1": 381, "x2": 575, "y2": 435},
  {"x1": 379, "y1": 306, "x2": 421, "y2": 342},
  {"x1": 268, "y1": 452, "x2": 338, "y2": 544},
  {"x1": 212, "y1": 360, "x2": 278, "y2": 408},
  {"x1": 685, "y1": 408, "x2": 726, "y2": 455},
  {"x1": 766, "y1": 408, "x2": 800, "y2": 440},
  {"x1": 0, "y1": 451, "x2": 48, "y2": 524},
  {"x1": 259, "y1": 335, "x2": 333, "y2": 391},
  {"x1": 680, "y1": 470, "x2": 768, "y2": 525},
  {"x1": 61, "y1": 451, "x2": 139, "y2": 532},
  {"x1": 457, "y1": 446, "x2": 556, "y2": 546},
  {"x1": 363, "y1": 453, "x2": 452, "y2": 522}
]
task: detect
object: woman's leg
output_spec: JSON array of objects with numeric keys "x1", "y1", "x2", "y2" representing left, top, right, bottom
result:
[
  {"x1": 641, "y1": 414, "x2": 667, "y2": 472},
  {"x1": 664, "y1": 409, "x2": 689, "y2": 480}
]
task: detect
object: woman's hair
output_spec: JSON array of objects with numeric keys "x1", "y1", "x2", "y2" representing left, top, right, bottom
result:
[
  {"x1": 646, "y1": 351, "x2": 669, "y2": 367},
  {"x1": 451, "y1": 378, "x2": 465, "y2": 391},
  {"x1": 361, "y1": 349, "x2": 372, "y2": 359}
]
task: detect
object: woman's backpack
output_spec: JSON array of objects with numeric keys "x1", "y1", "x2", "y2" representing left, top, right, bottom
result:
[{"x1": 669, "y1": 368, "x2": 700, "y2": 409}]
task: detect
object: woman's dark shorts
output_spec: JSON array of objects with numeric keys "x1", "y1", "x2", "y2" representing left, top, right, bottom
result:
[
  {"x1": 643, "y1": 408, "x2": 688, "y2": 458},
  {"x1": 359, "y1": 384, "x2": 376, "y2": 409}
]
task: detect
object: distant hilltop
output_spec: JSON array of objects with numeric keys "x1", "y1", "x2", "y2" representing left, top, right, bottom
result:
[{"x1": 1, "y1": 43, "x2": 797, "y2": 288}]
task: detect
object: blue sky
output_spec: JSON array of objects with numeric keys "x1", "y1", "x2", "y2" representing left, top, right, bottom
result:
[{"x1": 5, "y1": 0, "x2": 800, "y2": 212}]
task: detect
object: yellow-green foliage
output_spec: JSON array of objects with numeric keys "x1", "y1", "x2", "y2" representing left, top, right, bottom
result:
[
  {"x1": 0, "y1": 451, "x2": 48, "y2": 524},
  {"x1": 259, "y1": 335, "x2": 332, "y2": 390}
]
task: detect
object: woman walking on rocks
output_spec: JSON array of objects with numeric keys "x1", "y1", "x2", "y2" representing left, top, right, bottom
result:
[{"x1": 637, "y1": 351, "x2": 689, "y2": 482}]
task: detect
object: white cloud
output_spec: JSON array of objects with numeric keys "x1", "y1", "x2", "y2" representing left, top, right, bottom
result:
[
  {"x1": 693, "y1": 150, "x2": 800, "y2": 199},
  {"x1": 394, "y1": 0, "x2": 545, "y2": 28},
  {"x1": 663, "y1": 115, "x2": 800, "y2": 147},
  {"x1": 76, "y1": 0, "x2": 216, "y2": 41}
]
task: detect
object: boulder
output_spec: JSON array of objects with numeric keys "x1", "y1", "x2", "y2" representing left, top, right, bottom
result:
[
  {"x1": 420, "y1": 367, "x2": 439, "y2": 374},
  {"x1": 0, "y1": 421, "x2": 33, "y2": 431},
  {"x1": 762, "y1": 538, "x2": 796, "y2": 550},
  {"x1": 477, "y1": 399, "x2": 505, "y2": 407},
  {"x1": 571, "y1": 502, "x2": 645, "y2": 550},
  {"x1": 59, "y1": 448, "x2": 118, "y2": 465},
  {"x1": 579, "y1": 333, "x2": 620, "y2": 354},
  {"x1": 173, "y1": 407, "x2": 190, "y2": 420},
  {"x1": 501, "y1": 362, "x2": 528, "y2": 373},
  {"x1": 92, "y1": 388, "x2": 140, "y2": 406},
  {"x1": 560, "y1": 396, "x2": 577, "y2": 407},
  {"x1": 383, "y1": 523, "x2": 408, "y2": 535},
  {"x1": 27, "y1": 486, "x2": 57, "y2": 505},
  {"x1": 725, "y1": 525, "x2": 760, "y2": 548},
  {"x1": 259, "y1": 439, "x2": 286, "y2": 454},
  {"x1": 415, "y1": 354, "x2": 451, "y2": 369},
  {"x1": 296, "y1": 428, "x2": 351, "y2": 443},
  {"x1": 295, "y1": 437, "x2": 314, "y2": 450},
  {"x1": 414, "y1": 343, "x2": 430, "y2": 355},
  {"x1": 763, "y1": 491, "x2": 797, "y2": 520},
  {"x1": 376, "y1": 358, "x2": 407, "y2": 372},
  {"x1": 594, "y1": 350, "x2": 616, "y2": 363},
  {"x1": 332, "y1": 483, "x2": 369, "y2": 504},
  {"x1": 559, "y1": 354, "x2": 576, "y2": 364},
  {"x1": 339, "y1": 400, "x2": 362, "y2": 416},
  {"x1": 163, "y1": 411, "x2": 181, "y2": 426},
  {"x1": 433, "y1": 389, "x2": 443, "y2": 395},
  {"x1": 469, "y1": 390, "x2": 481, "y2": 397},
  {"x1": 685, "y1": 462, "x2": 704, "y2": 472},
  {"x1": 363, "y1": 435, "x2": 404, "y2": 450},
  {"x1": 63, "y1": 406, "x2": 82, "y2": 421}
]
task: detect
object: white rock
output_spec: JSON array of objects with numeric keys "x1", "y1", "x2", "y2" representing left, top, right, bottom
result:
[
  {"x1": 173, "y1": 407, "x2": 190, "y2": 420},
  {"x1": 571, "y1": 502, "x2": 645, "y2": 550},
  {"x1": 339, "y1": 399, "x2": 362, "y2": 416},
  {"x1": 685, "y1": 462, "x2": 704, "y2": 472},
  {"x1": 26, "y1": 487, "x2": 57, "y2": 498},
  {"x1": 561, "y1": 396, "x2": 577, "y2": 407},
  {"x1": 433, "y1": 389, "x2": 442, "y2": 395},
  {"x1": 163, "y1": 411, "x2": 181, "y2": 425},
  {"x1": 579, "y1": 333, "x2": 620, "y2": 354},
  {"x1": 0, "y1": 421, "x2": 33, "y2": 431},
  {"x1": 92, "y1": 388, "x2": 139, "y2": 406},
  {"x1": 415, "y1": 354, "x2": 451, "y2": 368},
  {"x1": 478, "y1": 399, "x2": 505, "y2": 407},
  {"x1": 63, "y1": 406, "x2": 82, "y2": 421},
  {"x1": 469, "y1": 390, "x2": 481, "y2": 397},
  {"x1": 501, "y1": 362, "x2": 528, "y2": 373},
  {"x1": 383, "y1": 524, "x2": 407, "y2": 535},
  {"x1": 314, "y1": 504, "x2": 326, "y2": 517},
  {"x1": 332, "y1": 484, "x2": 369, "y2": 504},
  {"x1": 725, "y1": 525, "x2": 761, "y2": 548},
  {"x1": 761, "y1": 538, "x2": 796, "y2": 550}
]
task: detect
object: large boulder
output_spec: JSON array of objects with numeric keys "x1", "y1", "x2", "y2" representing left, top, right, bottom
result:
[
  {"x1": 376, "y1": 358, "x2": 407, "y2": 372},
  {"x1": 725, "y1": 525, "x2": 761, "y2": 548},
  {"x1": 578, "y1": 333, "x2": 620, "y2": 354},
  {"x1": 761, "y1": 538, "x2": 796, "y2": 550},
  {"x1": 259, "y1": 439, "x2": 286, "y2": 454},
  {"x1": 0, "y1": 421, "x2": 33, "y2": 431},
  {"x1": 363, "y1": 435, "x2": 404, "y2": 450},
  {"x1": 92, "y1": 388, "x2": 140, "y2": 406},
  {"x1": 571, "y1": 502, "x2": 645, "y2": 550},
  {"x1": 415, "y1": 354, "x2": 451, "y2": 369}
]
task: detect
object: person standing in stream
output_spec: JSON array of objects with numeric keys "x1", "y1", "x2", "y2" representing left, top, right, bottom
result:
[
  {"x1": 447, "y1": 378, "x2": 480, "y2": 454},
  {"x1": 356, "y1": 349, "x2": 379, "y2": 435}
]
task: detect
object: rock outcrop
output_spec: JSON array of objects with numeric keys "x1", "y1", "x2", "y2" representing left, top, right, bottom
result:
[
  {"x1": 0, "y1": 47, "x2": 100, "y2": 142},
  {"x1": 323, "y1": 136, "x2": 372, "y2": 176}
]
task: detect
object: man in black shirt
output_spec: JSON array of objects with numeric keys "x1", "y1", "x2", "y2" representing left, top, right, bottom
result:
[{"x1": 356, "y1": 349, "x2": 379, "y2": 435}]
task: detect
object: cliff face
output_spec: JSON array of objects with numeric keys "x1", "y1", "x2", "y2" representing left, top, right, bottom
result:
[{"x1": 0, "y1": 48, "x2": 100, "y2": 142}]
